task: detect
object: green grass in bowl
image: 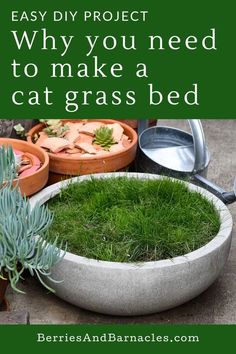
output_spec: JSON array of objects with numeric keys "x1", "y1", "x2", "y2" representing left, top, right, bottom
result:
[{"x1": 47, "y1": 177, "x2": 220, "y2": 262}]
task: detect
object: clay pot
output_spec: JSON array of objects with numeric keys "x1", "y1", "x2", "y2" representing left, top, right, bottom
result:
[
  {"x1": 27, "y1": 120, "x2": 138, "y2": 183},
  {"x1": 0, "y1": 138, "x2": 49, "y2": 196}
]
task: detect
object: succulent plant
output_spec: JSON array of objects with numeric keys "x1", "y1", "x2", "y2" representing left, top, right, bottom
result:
[
  {"x1": 0, "y1": 145, "x2": 17, "y2": 185},
  {"x1": 93, "y1": 126, "x2": 115, "y2": 150},
  {"x1": 0, "y1": 184, "x2": 65, "y2": 293},
  {"x1": 13, "y1": 123, "x2": 25, "y2": 138},
  {"x1": 39, "y1": 119, "x2": 69, "y2": 138},
  {"x1": 0, "y1": 144, "x2": 65, "y2": 293}
]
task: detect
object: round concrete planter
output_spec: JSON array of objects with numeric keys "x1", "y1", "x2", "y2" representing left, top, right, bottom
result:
[{"x1": 30, "y1": 172, "x2": 233, "y2": 316}]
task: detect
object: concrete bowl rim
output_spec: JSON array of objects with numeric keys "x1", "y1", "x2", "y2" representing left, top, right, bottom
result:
[{"x1": 30, "y1": 172, "x2": 233, "y2": 270}]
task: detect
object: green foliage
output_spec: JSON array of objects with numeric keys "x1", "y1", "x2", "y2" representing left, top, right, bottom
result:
[
  {"x1": 48, "y1": 177, "x2": 220, "y2": 263},
  {"x1": 0, "y1": 145, "x2": 17, "y2": 185},
  {"x1": 93, "y1": 126, "x2": 115, "y2": 150},
  {"x1": 0, "y1": 184, "x2": 65, "y2": 293},
  {"x1": 13, "y1": 123, "x2": 25, "y2": 138},
  {"x1": 0, "y1": 143, "x2": 65, "y2": 293},
  {"x1": 40, "y1": 119, "x2": 69, "y2": 138}
]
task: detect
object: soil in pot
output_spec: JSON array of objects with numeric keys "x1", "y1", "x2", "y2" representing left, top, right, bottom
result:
[{"x1": 47, "y1": 177, "x2": 220, "y2": 262}]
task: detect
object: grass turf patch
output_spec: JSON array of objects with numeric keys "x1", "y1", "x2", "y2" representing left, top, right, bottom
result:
[{"x1": 47, "y1": 177, "x2": 220, "y2": 262}]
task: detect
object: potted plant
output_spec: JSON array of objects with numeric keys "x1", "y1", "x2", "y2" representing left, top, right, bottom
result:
[
  {"x1": 0, "y1": 148, "x2": 64, "y2": 310},
  {"x1": 0, "y1": 138, "x2": 49, "y2": 196},
  {"x1": 29, "y1": 172, "x2": 233, "y2": 316},
  {"x1": 27, "y1": 119, "x2": 138, "y2": 184},
  {"x1": 0, "y1": 119, "x2": 38, "y2": 139}
]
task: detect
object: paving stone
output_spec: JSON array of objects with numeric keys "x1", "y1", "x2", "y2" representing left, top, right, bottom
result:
[{"x1": 0, "y1": 311, "x2": 30, "y2": 324}]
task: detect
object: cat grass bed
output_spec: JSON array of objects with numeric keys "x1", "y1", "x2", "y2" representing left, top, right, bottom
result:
[
  {"x1": 30, "y1": 173, "x2": 233, "y2": 315},
  {"x1": 47, "y1": 176, "x2": 220, "y2": 262}
]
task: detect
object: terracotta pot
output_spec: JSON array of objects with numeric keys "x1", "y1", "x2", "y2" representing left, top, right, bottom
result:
[
  {"x1": 27, "y1": 120, "x2": 138, "y2": 183},
  {"x1": 0, "y1": 138, "x2": 49, "y2": 196}
]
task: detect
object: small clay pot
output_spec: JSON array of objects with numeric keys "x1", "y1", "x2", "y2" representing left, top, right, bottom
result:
[
  {"x1": 0, "y1": 138, "x2": 49, "y2": 196},
  {"x1": 27, "y1": 119, "x2": 138, "y2": 183}
]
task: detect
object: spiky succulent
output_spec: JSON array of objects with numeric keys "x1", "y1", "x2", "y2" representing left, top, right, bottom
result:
[
  {"x1": 93, "y1": 126, "x2": 115, "y2": 151},
  {"x1": 0, "y1": 184, "x2": 65, "y2": 293},
  {"x1": 0, "y1": 145, "x2": 17, "y2": 185},
  {"x1": 0, "y1": 146, "x2": 65, "y2": 293}
]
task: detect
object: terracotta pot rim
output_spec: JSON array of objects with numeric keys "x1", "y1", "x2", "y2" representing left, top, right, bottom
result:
[
  {"x1": 0, "y1": 137, "x2": 49, "y2": 183},
  {"x1": 27, "y1": 119, "x2": 138, "y2": 161}
]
